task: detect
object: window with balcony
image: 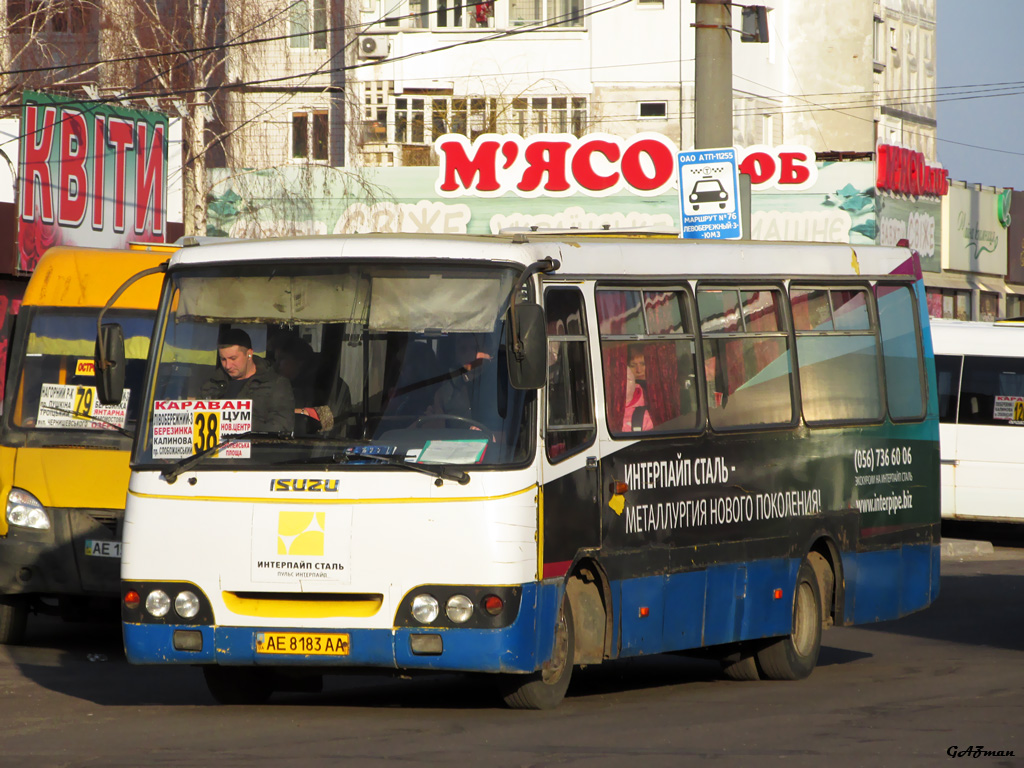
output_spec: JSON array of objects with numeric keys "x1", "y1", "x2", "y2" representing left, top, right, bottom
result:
[
  {"x1": 361, "y1": 83, "x2": 589, "y2": 153},
  {"x1": 362, "y1": 82, "x2": 391, "y2": 144},
  {"x1": 399, "y1": 0, "x2": 494, "y2": 28},
  {"x1": 510, "y1": 0, "x2": 584, "y2": 27}
]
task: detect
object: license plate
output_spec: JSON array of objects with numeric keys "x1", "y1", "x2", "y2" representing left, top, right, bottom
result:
[
  {"x1": 84, "y1": 540, "x2": 121, "y2": 558},
  {"x1": 255, "y1": 632, "x2": 350, "y2": 656}
]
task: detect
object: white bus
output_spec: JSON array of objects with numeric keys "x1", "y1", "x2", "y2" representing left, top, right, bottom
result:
[
  {"x1": 100, "y1": 233, "x2": 940, "y2": 709},
  {"x1": 932, "y1": 318, "x2": 1024, "y2": 522}
]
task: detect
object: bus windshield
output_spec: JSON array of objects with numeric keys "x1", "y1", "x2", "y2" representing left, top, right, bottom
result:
[
  {"x1": 134, "y1": 261, "x2": 534, "y2": 470},
  {"x1": 4, "y1": 308, "x2": 154, "y2": 444}
]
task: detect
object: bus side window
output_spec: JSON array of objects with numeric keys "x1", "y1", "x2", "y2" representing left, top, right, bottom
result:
[
  {"x1": 698, "y1": 286, "x2": 794, "y2": 430},
  {"x1": 544, "y1": 287, "x2": 595, "y2": 461},
  {"x1": 792, "y1": 285, "x2": 883, "y2": 424},
  {"x1": 876, "y1": 283, "x2": 926, "y2": 421},
  {"x1": 596, "y1": 288, "x2": 699, "y2": 436},
  {"x1": 935, "y1": 354, "x2": 962, "y2": 424},
  {"x1": 959, "y1": 355, "x2": 1024, "y2": 426}
]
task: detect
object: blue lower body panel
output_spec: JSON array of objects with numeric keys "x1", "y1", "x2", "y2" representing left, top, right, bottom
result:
[
  {"x1": 844, "y1": 542, "x2": 941, "y2": 625},
  {"x1": 123, "y1": 581, "x2": 561, "y2": 674},
  {"x1": 123, "y1": 545, "x2": 940, "y2": 670}
]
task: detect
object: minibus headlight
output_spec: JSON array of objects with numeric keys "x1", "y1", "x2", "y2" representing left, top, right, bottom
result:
[
  {"x1": 411, "y1": 594, "x2": 439, "y2": 624},
  {"x1": 174, "y1": 591, "x2": 200, "y2": 619},
  {"x1": 145, "y1": 590, "x2": 171, "y2": 618},
  {"x1": 6, "y1": 488, "x2": 50, "y2": 530},
  {"x1": 445, "y1": 594, "x2": 474, "y2": 624}
]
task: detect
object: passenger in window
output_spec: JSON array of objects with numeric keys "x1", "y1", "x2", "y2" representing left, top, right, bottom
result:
[
  {"x1": 200, "y1": 328, "x2": 295, "y2": 433},
  {"x1": 271, "y1": 332, "x2": 351, "y2": 435},
  {"x1": 623, "y1": 345, "x2": 654, "y2": 432}
]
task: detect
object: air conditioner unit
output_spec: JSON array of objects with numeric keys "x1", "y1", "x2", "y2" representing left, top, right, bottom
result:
[{"x1": 357, "y1": 35, "x2": 390, "y2": 60}]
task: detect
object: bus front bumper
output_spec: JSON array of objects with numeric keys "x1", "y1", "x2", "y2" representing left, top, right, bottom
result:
[{"x1": 122, "y1": 582, "x2": 559, "y2": 675}]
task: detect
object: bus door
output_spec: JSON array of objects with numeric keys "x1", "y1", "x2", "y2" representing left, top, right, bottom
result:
[
  {"x1": 934, "y1": 352, "x2": 961, "y2": 518},
  {"x1": 539, "y1": 286, "x2": 600, "y2": 581}
]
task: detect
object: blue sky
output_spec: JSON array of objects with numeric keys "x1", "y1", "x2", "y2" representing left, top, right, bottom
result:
[{"x1": 936, "y1": 0, "x2": 1024, "y2": 190}]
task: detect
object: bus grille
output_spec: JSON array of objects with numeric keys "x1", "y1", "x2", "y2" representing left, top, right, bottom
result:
[{"x1": 222, "y1": 591, "x2": 384, "y2": 619}]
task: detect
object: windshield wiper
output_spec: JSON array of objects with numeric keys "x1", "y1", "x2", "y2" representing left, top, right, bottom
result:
[
  {"x1": 160, "y1": 431, "x2": 290, "y2": 483},
  {"x1": 38, "y1": 405, "x2": 134, "y2": 438},
  {"x1": 336, "y1": 448, "x2": 470, "y2": 486}
]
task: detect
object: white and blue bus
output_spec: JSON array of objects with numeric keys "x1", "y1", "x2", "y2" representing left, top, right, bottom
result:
[{"x1": 102, "y1": 233, "x2": 940, "y2": 708}]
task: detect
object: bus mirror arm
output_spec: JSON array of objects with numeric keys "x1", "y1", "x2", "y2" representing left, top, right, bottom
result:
[
  {"x1": 94, "y1": 262, "x2": 168, "y2": 405},
  {"x1": 507, "y1": 258, "x2": 559, "y2": 390}
]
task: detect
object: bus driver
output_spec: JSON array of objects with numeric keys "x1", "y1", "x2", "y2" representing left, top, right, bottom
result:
[{"x1": 200, "y1": 328, "x2": 295, "y2": 433}]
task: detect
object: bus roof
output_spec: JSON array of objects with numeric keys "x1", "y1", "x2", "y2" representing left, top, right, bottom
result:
[
  {"x1": 930, "y1": 318, "x2": 1024, "y2": 357},
  {"x1": 22, "y1": 245, "x2": 174, "y2": 310},
  {"x1": 166, "y1": 233, "x2": 916, "y2": 280}
]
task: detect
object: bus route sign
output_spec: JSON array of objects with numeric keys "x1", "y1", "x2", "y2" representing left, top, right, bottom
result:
[{"x1": 677, "y1": 147, "x2": 741, "y2": 240}]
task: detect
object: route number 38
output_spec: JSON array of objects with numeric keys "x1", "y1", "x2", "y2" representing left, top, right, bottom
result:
[{"x1": 192, "y1": 412, "x2": 220, "y2": 453}]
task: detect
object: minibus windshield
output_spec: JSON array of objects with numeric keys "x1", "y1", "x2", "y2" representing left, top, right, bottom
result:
[
  {"x1": 3, "y1": 308, "x2": 154, "y2": 444},
  {"x1": 134, "y1": 262, "x2": 535, "y2": 470}
]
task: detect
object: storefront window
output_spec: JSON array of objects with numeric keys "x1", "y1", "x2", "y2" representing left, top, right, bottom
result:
[
  {"x1": 1007, "y1": 295, "x2": 1024, "y2": 319},
  {"x1": 929, "y1": 288, "x2": 973, "y2": 321},
  {"x1": 954, "y1": 291, "x2": 971, "y2": 321},
  {"x1": 979, "y1": 292, "x2": 999, "y2": 322}
]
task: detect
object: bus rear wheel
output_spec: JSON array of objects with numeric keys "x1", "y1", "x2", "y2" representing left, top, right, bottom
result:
[
  {"x1": 203, "y1": 666, "x2": 274, "y2": 705},
  {"x1": 0, "y1": 596, "x2": 28, "y2": 645},
  {"x1": 500, "y1": 595, "x2": 574, "y2": 710},
  {"x1": 756, "y1": 560, "x2": 822, "y2": 680}
]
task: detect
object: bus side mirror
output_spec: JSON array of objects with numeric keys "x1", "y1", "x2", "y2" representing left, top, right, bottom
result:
[
  {"x1": 506, "y1": 303, "x2": 547, "y2": 390},
  {"x1": 95, "y1": 323, "x2": 126, "y2": 405}
]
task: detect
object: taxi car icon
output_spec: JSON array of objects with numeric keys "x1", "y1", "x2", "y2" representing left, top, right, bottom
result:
[{"x1": 689, "y1": 177, "x2": 729, "y2": 210}]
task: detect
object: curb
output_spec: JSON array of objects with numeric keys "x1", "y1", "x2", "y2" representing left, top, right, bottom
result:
[{"x1": 941, "y1": 538, "x2": 995, "y2": 558}]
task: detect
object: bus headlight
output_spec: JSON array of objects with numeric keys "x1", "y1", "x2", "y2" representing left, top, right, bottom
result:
[
  {"x1": 6, "y1": 488, "x2": 50, "y2": 530},
  {"x1": 411, "y1": 594, "x2": 439, "y2": 624},
  {"x1": 145, "y1": 590, "x2": 171, "y2": 618},
  {"x1": 174, "y1": 591, "x2": 200, "y2": 619},
  {"x1": 445, "y1": 594, "x2": 474, "y2": 624}
]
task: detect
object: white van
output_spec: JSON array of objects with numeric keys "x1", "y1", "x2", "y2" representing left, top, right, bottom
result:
[{"x1": 932, "y1": 318, "x2": 1024, "y2": 522}]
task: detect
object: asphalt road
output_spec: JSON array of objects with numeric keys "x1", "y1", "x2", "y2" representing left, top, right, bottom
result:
[{"x1": 0, "y1": 528, "x2": 1021, "y2": 768}]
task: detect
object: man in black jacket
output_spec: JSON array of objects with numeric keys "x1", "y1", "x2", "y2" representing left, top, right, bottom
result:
[{"x1": 200, "y1": 328, "x2": 295, "y2": 433}]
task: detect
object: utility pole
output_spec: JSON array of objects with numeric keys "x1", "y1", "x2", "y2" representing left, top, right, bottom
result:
[
  {"x1": 692, "y1": 1, "x2": 769, "y2": 238},
  {"x1": 693, "y1": 0, "x2": 733, "y2": 150}
]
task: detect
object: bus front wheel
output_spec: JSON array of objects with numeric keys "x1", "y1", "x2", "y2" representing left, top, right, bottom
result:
[
  {"x1": 500, "y1": 595, "x2": 574, "y2": 710},
  {"x1": 756, "y1": 560, "x2": 822, "y2": 680},
  {"x1": 203, "y1": 666, "x2": 274, "y2": 705},
  {"x1": 0, "y1": 596, "x2": 28, "y2": 645}
]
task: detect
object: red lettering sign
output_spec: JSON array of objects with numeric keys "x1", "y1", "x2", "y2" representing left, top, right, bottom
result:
[
  {"x1": 17, "y1": 93, "x2": 169, "y2": 272},
  {"x1": 875, "y1": 143, "x2": 948, "y2": 197},
  {"x1": 737, "y1": 145, "x2": 816, "y2": 190},
  {"x1": 435, "y1": 135, "x2": 817, "y2": 198},
  {"x1": 436, "y1": 132, "x2": 679, "y2": 198}
]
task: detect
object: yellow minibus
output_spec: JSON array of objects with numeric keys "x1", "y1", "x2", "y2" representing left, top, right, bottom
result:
[{"x1": 0, "y1": 244, "x2": 170, "y2": 643}]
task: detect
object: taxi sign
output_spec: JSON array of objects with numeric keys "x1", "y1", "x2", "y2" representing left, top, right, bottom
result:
[{"x1": 677, "y1": 147, "x2": 742, "y2": 240}]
